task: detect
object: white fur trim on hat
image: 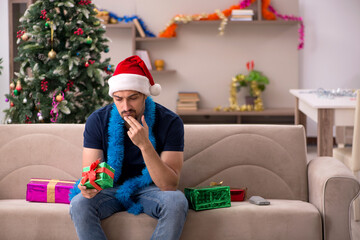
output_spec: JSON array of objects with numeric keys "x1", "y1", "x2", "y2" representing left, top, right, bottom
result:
[
  {"x1": 108, "y1": 74, "x2": 151, "y2": 97},
  {"x1": 150, "y1": 84, "x2": 161, "y2": 96}
]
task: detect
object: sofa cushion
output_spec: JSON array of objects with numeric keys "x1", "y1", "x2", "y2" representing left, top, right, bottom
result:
[
  {"x1": 0, "y1": 199, "x2": 321, "y2": 240},
  {"x1": 180, "y1": 125, "x2": 309, "y2": 201}
]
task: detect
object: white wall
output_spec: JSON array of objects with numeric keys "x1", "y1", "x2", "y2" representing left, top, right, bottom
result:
[
  {"x1": 94, "y1": 0, "x2": 300, "y2": 112},
  {"x1": 0, "y1": 0, "x2": 9, "y2": 123},
  {"x1": 299, "y1": 0, "x2": 360, "y2": 136}
]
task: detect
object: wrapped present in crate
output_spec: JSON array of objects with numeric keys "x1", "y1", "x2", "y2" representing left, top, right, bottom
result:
[
  {"x1": 81, "y1": 159, "x2": 115, "y2": 190},
  {"x1": 230, "y1": 188, "x2": 247, "y2": 201},
  {"x1": 184, "y1": 186, "x2": 231, "y2": 211},
  {"x1": 26, "y1": 178, "x2": 76, "y2": 204}
]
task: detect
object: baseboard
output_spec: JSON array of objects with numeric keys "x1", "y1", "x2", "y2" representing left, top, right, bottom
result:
[{"x1": 306, "y1": 137, "x2": 336, "y2": 145}]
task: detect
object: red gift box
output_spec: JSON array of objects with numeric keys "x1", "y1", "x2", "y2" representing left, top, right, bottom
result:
[
  {"x1": 26, "y1": 178, "x2": 76, "y2": 204},
  {"x1": 230, "y1": 188, "x2": 247, "y2": 201}
]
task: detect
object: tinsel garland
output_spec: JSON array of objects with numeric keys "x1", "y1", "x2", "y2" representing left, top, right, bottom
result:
[
  {"x1": 50, "y1": 91, "x2": 64, "y2": 123},
  {"x1": 158, "y1": 0, "x2": 305, "y2": 50},
  {"x1": 313, "y1": 88, "x2": 357, "y2": 99},
  {"x1": 268, "y1": 5, "x2": 304, "y2": 50}
]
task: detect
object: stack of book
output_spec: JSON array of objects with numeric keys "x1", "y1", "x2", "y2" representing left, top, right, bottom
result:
[
  {"x1": 230, "y1": 9, "x2": 254, "y2": 21},
  {"x1": 177, "y1": 92, "x2": 200, "y2": 111}
]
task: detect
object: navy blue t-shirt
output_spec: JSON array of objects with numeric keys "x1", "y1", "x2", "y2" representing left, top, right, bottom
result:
[{"x1": 83, "y1": 102, "x2": 184, "y2": 184}]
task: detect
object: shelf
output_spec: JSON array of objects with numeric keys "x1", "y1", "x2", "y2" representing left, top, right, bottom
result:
[
  {"x1": 104, "y1": 23, "x2": 134, "y2": 28},
  {"x1": 177, "y1": 19, "x2": 298, "y2": 25},
  {"x1": 136, "y1": 37, "x2": 176, "y2": 42},
  {"x1": 177, "y1": 108, "x2": 295, "y2": 124},
  {"x1": 177, "y1": 108, "x2": 294, "y2": 116},
  {"x1": 150, "y1": 69, "x2": 176, "y2": 74}
]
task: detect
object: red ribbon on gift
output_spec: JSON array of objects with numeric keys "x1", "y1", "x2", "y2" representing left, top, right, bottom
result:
[{"x1": 80, "y1": 159, "x2": 114, "y2": 191}]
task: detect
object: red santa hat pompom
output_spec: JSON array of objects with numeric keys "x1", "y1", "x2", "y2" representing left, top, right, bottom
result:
[{"x1": 108, "y1": 55, "x2": 161, "y2": 97}]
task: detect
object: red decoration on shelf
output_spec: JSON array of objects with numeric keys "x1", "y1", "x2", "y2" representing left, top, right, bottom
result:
[
  {"x1": 41, "y1": 78, "x2": 48, "y2": 92},
  {"x1": 74, "y1": 28, "x2": 84, "y2": 35}
]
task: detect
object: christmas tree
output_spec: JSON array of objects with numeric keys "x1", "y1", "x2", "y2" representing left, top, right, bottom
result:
[{"x1": 4, "y1": 0, "x2": 113, "y2": 123}]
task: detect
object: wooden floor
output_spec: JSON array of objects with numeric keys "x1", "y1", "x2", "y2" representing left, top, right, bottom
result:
[{"x1": 307, "y1": 146, "x2": 360, "y2": 240}]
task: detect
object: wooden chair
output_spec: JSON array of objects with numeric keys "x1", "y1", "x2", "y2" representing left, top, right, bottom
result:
[{"x1": 333, "y1": 89, "x2": 360, "y2": 220}]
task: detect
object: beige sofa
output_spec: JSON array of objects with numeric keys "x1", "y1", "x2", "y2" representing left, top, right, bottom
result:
[{"x1": 0, "y1": 124, "x2": 358, "y2": 240}]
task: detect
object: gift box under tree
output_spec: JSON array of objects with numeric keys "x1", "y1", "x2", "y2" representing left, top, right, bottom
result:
[
  {"x1": 81, "y1": 159, "x2": 115, "y2": 190},
  {"x1": 26, "y1": 178, "x2": 76, "y2": 204},
  {"x1": 184, "y1": 186, "x2": 231, "y2": 211}
]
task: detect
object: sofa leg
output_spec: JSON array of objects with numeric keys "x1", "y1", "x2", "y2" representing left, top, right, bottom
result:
[
  {"x1": 354, "y1": 172, "x2": 360, "y2": 221},
  {"x1": 353, "y1": 197, "x2": 360, "y2": 221}
]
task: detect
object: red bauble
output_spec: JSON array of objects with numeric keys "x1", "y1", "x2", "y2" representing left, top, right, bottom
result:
[{"x1": 85, "y1": 62, "x2": 89, "y2": 67}]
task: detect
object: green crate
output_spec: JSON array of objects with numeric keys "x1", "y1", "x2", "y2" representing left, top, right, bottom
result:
[{"x1": 184, "y1": 186, "x2": 231, "y2": 211}]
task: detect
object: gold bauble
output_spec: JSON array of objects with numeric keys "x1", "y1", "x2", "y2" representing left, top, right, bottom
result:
[
  {"x1": 21, "y1": 34, "x2": 29, "y2": 41},
  {"x1": 9, "y1": 82, "x2": 15, "y2": 90},
  {"x1": 48, "y1": 49, "x2": 56, "y2": 59},
  {"x1": 56, "y1": 94, "x2": 63, "y2": 102}
]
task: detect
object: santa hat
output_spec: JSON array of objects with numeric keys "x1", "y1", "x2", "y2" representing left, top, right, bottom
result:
[{"x1": 108, "y1": 55, "x2": 161, "y2": 97}]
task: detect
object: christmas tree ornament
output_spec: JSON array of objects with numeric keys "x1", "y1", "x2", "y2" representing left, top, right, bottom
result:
[
  {"x1": 85, "y1": 62, "x2": 89, "y2": 67},
  {"x1": 23, "y1": 98, "x2": 28, "y2": 104},
  {"x1": 48, "y1": 49, "x2": 56, "y2": 59},
  {"x1": 94, "y1": 21, "x2": 100, "y2": 26},
  {"x1": 16, "y1": 80, "x2": 22, "y2": 91},
  {"x1": 7, "y1": 118, "x2": 12, "y2": 124},
  {"x1": 104, "y1": 47, "x2": 109, "y2": 53},
  {"x1": 14, "y1": 89, "x2": 19, "y2": 96},
  {"x1": 9, "y1": 82, "x2": 15, "y2": 90},
  {"x1": 41, "y1": 79, "x2": 48, "y2": 92},
  {"x1": 56, "y1": 94, "x2": 63, "y2": 102},
  {"x1": 5, "y1": 98, "x2": 9, "y2": 102},
  {"x1": 10, "y1": 102, "x2": 14, "y2": 107},
  {"x1": 38, "y1": 53, "x2": 46, "y2": 61},
  {"x1": 45, "y1": 22, "x2": 49, "y2": 28},
  {"x1": 37, "y1": 112, "x2": 43, "y2": 121},
  {"x1": 85, "y1": 36, "x2": 93, "y2": 44},
  {"x1": 48, "y1": 21, "x2": 56, "y2": 59},
  {"x1": 16, "y1": 30, "x2": 25, "y2": 39},
  {"x1": 21, "y1": 34, "x2": 30, "y2": 41},
  {"x1": 107, "y1": 65, "x2": 111, "y2": 71}
]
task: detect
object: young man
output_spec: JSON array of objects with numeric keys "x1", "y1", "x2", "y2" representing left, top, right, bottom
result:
[{"x1": 69, "y1": 55, "x2": 188, "y2": 240}]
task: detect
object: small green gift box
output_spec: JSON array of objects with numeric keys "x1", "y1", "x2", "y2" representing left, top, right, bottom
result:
[
  {"x1": 80, "y1": 160, "x2": 115, "y2": 190},
  {"x1": 184, "y1": 186, "x2": 231, "y2": 211}
]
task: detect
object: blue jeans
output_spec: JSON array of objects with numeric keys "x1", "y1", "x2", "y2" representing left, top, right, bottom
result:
[{"x1": 69, "y1": 185, "x2": 188, "y2": 240}]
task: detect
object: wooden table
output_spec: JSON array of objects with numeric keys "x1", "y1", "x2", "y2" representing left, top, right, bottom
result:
[{"x1": 290, "y1": 89, "x2": 356, "y2": 156}]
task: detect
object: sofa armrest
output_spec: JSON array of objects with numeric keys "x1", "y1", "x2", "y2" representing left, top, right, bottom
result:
[{"x1": 308, "y1": 157, "x2": 360, "y2": 240}]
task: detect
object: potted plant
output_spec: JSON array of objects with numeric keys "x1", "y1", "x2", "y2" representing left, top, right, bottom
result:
[{"x1": 234, "y1": 61, "x2": 269, "y2": 105}]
